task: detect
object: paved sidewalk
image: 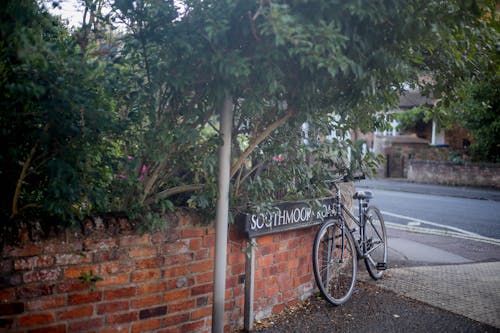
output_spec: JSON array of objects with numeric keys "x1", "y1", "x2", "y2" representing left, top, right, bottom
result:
[{"x1": 359, "y1": 262, "x2": 500, "y2": 329}]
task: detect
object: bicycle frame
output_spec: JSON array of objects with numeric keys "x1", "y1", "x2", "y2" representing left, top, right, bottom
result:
[
  {"x1": 331, "y1": 181, "x2": 371, "y2": 260},
  {"x1": 313, "y1": 177, "x2": 388, "y2": 305}
]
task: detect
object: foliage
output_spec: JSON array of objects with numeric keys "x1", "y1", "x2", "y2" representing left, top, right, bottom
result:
[
  {"x1": 0, "y1": 0, "x2": 121, "y2": 228},
  {"x1": 1, "y1": 0, "x2": 498, "y2": 235},
  {"x1": 78, "y1": 269, "x2": 103, "y2": 291},
  {"x1": 450, "y1": 76, "x2": 500, "y2": 162},
  {"x1": 393, "y1": 107, "x2": 430, "y2": 133},
  {"x1": 409, "y1": 0, "x2": 499, "y2": 162}
]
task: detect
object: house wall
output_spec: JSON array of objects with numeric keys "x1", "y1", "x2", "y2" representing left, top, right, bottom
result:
[
  {"x1": 408, "y1": 160, "x2": 500, "y2": 188},
  {"x1": 0, "y1": 204, "x2": 332, "y2": 333}
]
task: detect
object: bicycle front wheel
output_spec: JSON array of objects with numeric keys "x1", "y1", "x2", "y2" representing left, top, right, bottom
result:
[
  {"x1": 363, "y1": 206, "x2": 388, "y2": 280},
  {"x1": 313, "y1": 221, "x2": 357, "y2": 305}
]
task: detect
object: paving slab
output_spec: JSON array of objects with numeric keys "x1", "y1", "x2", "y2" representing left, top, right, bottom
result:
[
  {"x1": 389, "y1": 237, "x2": 473, "y2": 264},
  {"x1": 360, "y1": 262, "x2": 500, "y2": 328}
]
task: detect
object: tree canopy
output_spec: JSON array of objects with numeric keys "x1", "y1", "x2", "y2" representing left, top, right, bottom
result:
[{"x1": 1, "y1": 0, "x2": 498, "y2": 238}]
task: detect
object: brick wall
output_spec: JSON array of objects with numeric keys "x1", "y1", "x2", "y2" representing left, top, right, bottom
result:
[
  {"x1": 408, "y1": 160, "x2": 500, "y2": 188},
  {"x1": 0, "y1": 209, "x2": 322, "y2": 333}
]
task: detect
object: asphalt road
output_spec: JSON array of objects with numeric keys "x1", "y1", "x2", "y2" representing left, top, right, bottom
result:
[
  {"x1": 357, "y1": 178, "x2": 500, "y2": 267},
  {"x1": 358, "y1": 179, "x2": 500, "y2": 239}
]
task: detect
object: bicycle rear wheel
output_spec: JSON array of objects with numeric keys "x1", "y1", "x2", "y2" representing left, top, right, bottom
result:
[
  {"x1": 313, "y1": 220, "x2": 357, "y2": 305},
  {"x1": 363, "y1": 206, "x2": 388, "y2": 280}
]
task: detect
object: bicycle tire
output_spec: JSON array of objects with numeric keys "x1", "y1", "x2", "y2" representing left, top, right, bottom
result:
[
  {"x1": 313, "y1": 220, "x2": 357, "y2": 305},
  {"x1": 363, "y1": 206, "x2": 388, "y2": 280}
]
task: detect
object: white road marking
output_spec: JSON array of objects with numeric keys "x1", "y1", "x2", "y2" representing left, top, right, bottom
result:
[
  {"x1": 385, "y1": 221, "x2": 500, "y2": 246},
  {"x1": 381, "y1": 211, "x2": 480, "y2": 237}
]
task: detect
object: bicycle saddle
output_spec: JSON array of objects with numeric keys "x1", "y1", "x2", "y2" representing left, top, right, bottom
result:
[{"x1": 353, "y1": 191, "x2": 373, "y2": 200}]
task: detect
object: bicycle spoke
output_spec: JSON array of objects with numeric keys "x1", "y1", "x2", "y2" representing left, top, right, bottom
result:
[
  {"x1": 363, "y1": 206, "x2": 388, "y2": 280},
  {"x1": 313, "y1": 221, "x2": 357, "y2": 305}
]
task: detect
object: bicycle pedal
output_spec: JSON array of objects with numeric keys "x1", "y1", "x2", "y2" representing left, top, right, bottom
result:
[{"x1": 376, "y1": 263, "x2": 387, "y2": 270}]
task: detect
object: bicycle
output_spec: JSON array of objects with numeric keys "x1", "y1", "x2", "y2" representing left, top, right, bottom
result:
[{"x1": 312, "y1": 175, "x2": 388, "y2": 305}]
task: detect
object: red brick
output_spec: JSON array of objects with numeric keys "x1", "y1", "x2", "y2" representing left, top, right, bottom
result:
[
  {"x1": 195, "y1": 272, "x2": 213, "y2": 284},
  {"x1": 227, "y1": 253, "x2": 244, "y2": 266},
  {"x1": 202, "y1": 235, "x2": 215, "y2": 248},
  {"x1": 135, "y1": 257, "x2": 164, "y2": 270},
  {"x1": 68, "y1": 317, "x2": 103, "y2": 331},
  {"x1": 180, "y1": 319, "x2": 205, "y2": 332},
  {"x1": 194, "y1": 248, "x2": 209, "y2": 260},
  {"x1": 260, "y1": 244, "x2": 279, "y2": 256},
  {"x1": 294, "y1": 274, "x2": 312, "y2": 287},
  {"x1": 54, "y1": 253, "x2": 91, "y2": 266},
  {"x1": 294, "y1": 246, "x2": 309, "y2": 258},
  {"x1": 103, "y1": 286, "x2": 136, "y2": 300},
  {"x1": 257, "y1": 235, "x2": 274, "y2": 245},
  {"x1": 106, "y1": 311, "x2": 137, "y2": 324},
  {"x1": 56, "y1": 280, "x2": 87, "y2": 293},
  {"x1": 272, "y1": 303, "x2": 286, "y2": 314},
  {"x1": 162, "y1": 241, "x2": 188, "y2": 254},
  {"x1": 163, "y1": 287, "x2": 190, "y2": 301},
  {"x1": 165, "y1": 277, "x2": 193, "y2": 290},
  {"x1": 274, "y1": 251, "x2": 289, "y2": 262},
  {"x1": 181, "y1": 229, "x2": 205, "y2": 238},
  {"x1": 83, "y1": 238, "x2": 117, "y2": 251},
  {"x1": 162, "y1": 313, "x2": 189, "y2": 327},
  {"x1": 23, "y1": 268, "x2": 62, "y2": 283},
  {"x1": 169, "y1": 299, "x2": 195, "y2": 312},
  {"x1": 256, "y1": 255, "x2": 273, "y2": 267},
  {"x1": 57, "y1": 304, "x2": 93, "y2": 320},
  {"x1": 28, "y1": 324, "x2": 66, "y2": 333},
  {"x1": 157, "y1": 328, "x2": 180, "y2": 333},
  {"x1": 286, "y1": 258, "x2": 300, "y2": 270},
  {"x1": 119, "y1": 233, "x2": 151, "y2": 247},
  {"x1": 191, "y1": 306, "x2": 212, "y2": 320},
  {"x1": 99, "y1": 326, "x2": 129, "y2": 333},
  {"x1": 139, "y1": 305, "x2": 167, "y2": 319},
  {"x1": 151, "y1": 231, "x2": 171, "y2": 244},
  {"x1": 231, "y1": 263, "x2": 245, "y2": 276},
  {"x1": 63, "y1": 265, "x2": 100, "y2": 279},
  {"x1": 131, "y1": 294, "x2": 163, "y2": 309},
  {"x1": 93, "y1": 249, "x2": 124, "y2": 262},
  {"x1": 137, "y1": 281, "x2": 167, "y2": 295},
  {"x1": 68, "y1": 291, "x2": 102, "y2": 305},
  {"x1": 95, "y1": 273, "x2": 130, "y2": 287},
  {"x1": 0, "y1": 288, "x2": 15, "y2": 302},
  {"x1": 18, "y1": 284, "x2": 55, "y2": 298},
  {"x1": 189, "y1": 238, "x2": 202, "y2": 251},
  {"x1": 163, "y1": 266, "x2": 188, "y2": 278},
  {"x1": 128, "y1": 246, "x2": 157, "y2": 258},
  {"x1": 191, "y1": 283, "x2": 213, "y2": 296},
  {"x1": 14, "y1": 255, "x2": 54, "y2": 270},
  {"x1": 166, "y1": 253, "x2": 195, "y2": 266},
  {"x1": 100, "y1": 261, "x2": 134, "y2": 275},
  {"x1": 42, "y1": 241, "x2": 82, "y2": 254},
  {"x1": 18, "y1": 312, "x2": 55, "y2": 327},
  {"x1": 97, "y1": 300, "x2": 130, "y2": 314},
  {"x1": 3, "y1": 244, "x2": 42, "y2": 257},
  {"x1": 189, "y1": 260, "x2": 213, "y2": 273},
  {"x1": 131, "y1": 269, "x2": 161, "y2": 282},
  {"x1": 132, "y1": 318, "x2": 162, "y2": 333},
  {"x1": 27, "y1": 295, "x2": 66, "y2": 311}
]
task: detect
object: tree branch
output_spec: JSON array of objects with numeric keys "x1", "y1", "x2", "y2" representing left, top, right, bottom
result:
[
  {"x1": 144, "y1": 184, "x2": 205, "y2": 206},
  {"x1": 11, "y1": 142, "x2": 38, "y2": 219},
  {"x1": 230, "y1": 108, "x2": 294, "y2": 178}
]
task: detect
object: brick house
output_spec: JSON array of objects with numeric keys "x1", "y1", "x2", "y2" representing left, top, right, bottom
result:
[{"x1": 364, "y1": 86, "x2": 472, "y2": 178}]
